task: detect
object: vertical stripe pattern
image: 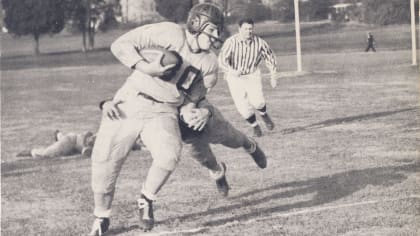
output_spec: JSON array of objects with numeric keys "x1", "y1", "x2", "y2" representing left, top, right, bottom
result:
[{"x1": 219, "y1": 34, "x2": 277, "y2": 75}]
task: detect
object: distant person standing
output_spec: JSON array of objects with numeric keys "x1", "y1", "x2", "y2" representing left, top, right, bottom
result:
[
  {"x1": 219, "y1": 18, "x2": 278, "y2": 137},
  {"x1": 365, "y1": 32, "x2": 376, "y2": 52}
]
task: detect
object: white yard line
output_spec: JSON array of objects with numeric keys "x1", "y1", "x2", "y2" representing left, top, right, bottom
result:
[{"x1": 149, "y1": 195, "x2": 420, "y2": 236}]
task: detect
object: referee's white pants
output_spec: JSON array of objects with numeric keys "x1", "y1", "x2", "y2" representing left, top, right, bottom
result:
[{"x1": 225, "y1": 69, "x2": 265, "y2": 119}]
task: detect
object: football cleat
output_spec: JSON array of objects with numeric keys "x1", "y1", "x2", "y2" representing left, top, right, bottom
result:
[
  {"x1": 246, "y1": 138, "x2": 267, "y2": 169},
  {"x1": 88, "y1": 217, "x2": 110, "y2": 236},
  {"x1": 261, "y1": 114, "x2": 275, "y2": 130},
  {"x1": 215, "y1": 162, "x2": 230, "y2": 197},
  {"x1": 252, "y1": 125, "x2": 263, "y2": 137},
  {"x1": 54, "y1": 130, "x2": 60, "y2": 141},
  {"x1": 136, "y1": 195, "x2": 154, "y2": 231}
]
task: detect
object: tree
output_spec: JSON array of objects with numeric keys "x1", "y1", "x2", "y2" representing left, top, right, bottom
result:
[
  {"x1": 361, "y1": 0, "x2": 410, "y2": 25},
  {"x1": 155, "y1": 0, "x2": 193, "y2": 23},
  {"x1": 272, "y1": 0, "x2": 295, "y2": 22},
  {"x1": 65, "y1": 0, "x2": 114, "y2": 52},
  {"x1": 3, "y1": 0, "x2": 66, "y2": 55},
  {"x1": 244, "y1": 0, "x2": 272, "y2": 22},
  {"x1": 300, "y1": 0, "x2": 333, "y2": 21},
  {"x1": 64, "y1": 0, "x2": 89, "y2": 51}
]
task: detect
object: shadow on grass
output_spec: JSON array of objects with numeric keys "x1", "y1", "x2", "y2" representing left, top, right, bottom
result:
[
  {"x1": 157, "y1": 162, "x2": 419, "y2": 228},
  {"x1": 280, "y1": 107, "x2": 418, "y2": 135},
  {"x1": 107, "y1": 225, "x2": 139, "y2": 235},
  {"x1": 1, "y1": 47, "x2": 119, "y2": 71},
  {"x1": 1, "y1": 155, "x2": 85, "y2": 178},
  {"x1": 1, "y1": 169, "x2": 40, "y2": 178}
]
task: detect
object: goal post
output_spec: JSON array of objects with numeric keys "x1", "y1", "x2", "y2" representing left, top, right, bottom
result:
[
  {"x1": 411, "y1": 0, "x2": 417, "y2": 65},
  {"x1": 294, "y1": 0, "x2": 303, "y2": 72}
]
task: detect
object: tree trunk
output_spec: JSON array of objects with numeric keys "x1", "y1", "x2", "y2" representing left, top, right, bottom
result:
[
  {"x1": 82, "y1": 25, "x2": 87, "y2": 52},
  {"x1": 86, "y1": 0, "x2": 94, "y2": 50},
  {"x1": 33, "y1": 32, "x2": 40, "y2": 55},
  {"x1": 88, "y1": 24, "x2": 95, "y2": 50}
]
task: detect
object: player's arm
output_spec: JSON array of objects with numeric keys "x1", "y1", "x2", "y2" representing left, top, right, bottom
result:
[
  {"x1": 99, "y1": 99, "x2": 124, "y2": 120},
  {"x1": 110, "y1": 26, "x2": 151, "y2": 68},
  {"x1": 110, "y1": 23, "x2": 177, "y2": 77},
  {"x1": 260, "y1": 38, "x2": 278, "y2": 88},
  {"x1": 218, "y1": 38, "x2": 241, "y2": 76},
  {"x1": 180, "y1": 98, "x2": 213, "y2": 132},
  {"x1": 179, "y1": 71, "x2": 218, "y2": 131},
  {"x1": 260, "y1": 38, "x2": 277, "y2": 75}
]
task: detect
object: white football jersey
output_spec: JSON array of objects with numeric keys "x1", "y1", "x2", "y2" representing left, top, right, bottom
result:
[{"x1": 111, "y1": 22, "x2": 218, "y2": 106}]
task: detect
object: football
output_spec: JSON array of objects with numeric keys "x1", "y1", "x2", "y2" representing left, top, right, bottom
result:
[{"x1": 139, "y1": 47, "x2": 183, "y2": 81}]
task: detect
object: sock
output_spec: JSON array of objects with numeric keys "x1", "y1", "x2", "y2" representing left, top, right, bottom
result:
[
  {"x1": 209, "y1": 163, "x2": 225, "y2": 180},
  {"x1": 257, "y1": 105, "x2": 267, "y2": 116},
  {"x1": 141, "y1": 184, "x2": 157, "y2": 201},
  {"x1": 246, "y1": 114, "x2": 258, "y2": 127},
  {"x1": 244, "y1": 138, "x2": 256, "y2": 153}
]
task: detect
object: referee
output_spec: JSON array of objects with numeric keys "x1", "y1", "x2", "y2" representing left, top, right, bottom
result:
[{"x1": 219, "y1": 18, "x2": 278, "y2": 137}]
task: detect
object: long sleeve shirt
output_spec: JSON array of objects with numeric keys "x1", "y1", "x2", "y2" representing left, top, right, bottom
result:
[
  {"x1": 218, "y1": 34, "x2": 277, "y2": 75},
  {"x1": 110, "y1": 22, "x2": 218, "y2": 106}
]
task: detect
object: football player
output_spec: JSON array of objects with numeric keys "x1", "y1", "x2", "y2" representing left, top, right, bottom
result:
[
  {"x1": 16, "y1": 130, "x2": 95, "y2": 159},
  {"x1": 89, "y1": 3, "x2": 229, "y2": 235},
  {"x1": 95, "y1": 4, "x2": 268, "y2": 235}
]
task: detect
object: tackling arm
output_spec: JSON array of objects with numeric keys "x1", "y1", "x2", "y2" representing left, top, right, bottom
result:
[{"x1": 179, "y1": 71, "x2": 218, "y2": 131}]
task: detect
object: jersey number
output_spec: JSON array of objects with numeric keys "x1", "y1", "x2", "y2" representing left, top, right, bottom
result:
[{"x1": 176, "y1": 66, "x2": 202, "y2": 92}]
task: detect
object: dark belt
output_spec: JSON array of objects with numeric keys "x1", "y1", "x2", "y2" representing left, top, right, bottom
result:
[{"x1": 137, "y1": 92, "x2": 163, "y2": 104}]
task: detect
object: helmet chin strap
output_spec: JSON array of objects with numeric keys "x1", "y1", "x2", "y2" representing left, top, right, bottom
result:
[
  {"x1": 190, "y1": 34, "x2": 202, "y2": 53},
  {"x1": 187, "y1": 20, "x2": 220, "y2": 53},
  {"x1": 194, "y1": 33, "x2": 206, "y2": 53},
  {"x1": 185, "y1": 29, "x2": 202, "y2": 53}
]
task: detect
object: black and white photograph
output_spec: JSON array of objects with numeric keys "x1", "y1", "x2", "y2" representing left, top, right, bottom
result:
[{"x1": 1, "y1": 0, "x2": 419, "y2": 235}]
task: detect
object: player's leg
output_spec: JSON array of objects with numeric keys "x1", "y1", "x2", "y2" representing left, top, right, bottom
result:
[
  {"x1": 71, "y1": 131, "x2": 95, "y2": 157},
  {"x1": 246, "y1": 70, "x2": 275, "y2": 131},
  {"x1": 30, "y1": 135, "x2": 77, "y2": 158},
  {"x1": 225, "y1": 73, "x2": 261, "y2": 136},
  {"x1": 138, "y1": 113, "x2": 183, "y2": 231},
  {"x1": 204, "y1": 106, "x2": 267, "y2": 169},
  {"x1": 89, "y1": 118, "x2": 140, "y2": 236},
  {"x1": 184, "y1": 138, "x2": 229, "y2": 196}
]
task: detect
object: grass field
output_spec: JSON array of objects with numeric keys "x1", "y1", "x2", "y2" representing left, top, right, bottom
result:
[{"x1": 1, "y1": 22, "x2": 419, "y2": 235}]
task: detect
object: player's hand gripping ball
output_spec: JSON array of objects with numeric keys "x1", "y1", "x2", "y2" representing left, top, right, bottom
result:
[{"x1": 139, "y1": 48, "x2": 183, "y2": 81}]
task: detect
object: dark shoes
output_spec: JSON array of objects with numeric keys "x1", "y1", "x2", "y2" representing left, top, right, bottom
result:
[
  {"x1": 246, "y1": 138, "x2": 267, "y2": 169},
  {"x1": 261, "y1": 114, "x2": 275, "y2": 130},
  {"x1": 252, "y1": 125, "x2": 263, "y2": 137},
  {"x1": 136, "y1": 195, "x2": 154, "y2": 232},
  {"x1": 88, "y1": 217, "x2": 110, "y2": 236},
  {"x1": 215, "y1": 162, "x2": 230, "y2": 197},
  {"x1": 88, "y1": 195, "x2": 154, "y2": 235},
  {"x1": 251, "y1": 114, "x2": 274, "y2": 137}
]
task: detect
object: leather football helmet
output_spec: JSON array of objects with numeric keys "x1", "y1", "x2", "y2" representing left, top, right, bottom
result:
[{"x1": 187, "y1": 3, "x2": 225, "y2": 49}]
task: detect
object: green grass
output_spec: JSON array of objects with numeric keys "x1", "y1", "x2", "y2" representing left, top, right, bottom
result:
[{"x1": 1, "y1": 22, "x2": 419, "y2": 235}]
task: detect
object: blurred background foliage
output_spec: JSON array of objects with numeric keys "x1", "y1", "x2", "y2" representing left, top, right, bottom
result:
[{"x1": 1, "y1": 0, "x2": 418, "y2": 54}]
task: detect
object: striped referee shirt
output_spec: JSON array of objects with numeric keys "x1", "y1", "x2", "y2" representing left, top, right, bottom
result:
[{"x1": 219, "y1": 33, "x2": 277, "y2": 75}]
